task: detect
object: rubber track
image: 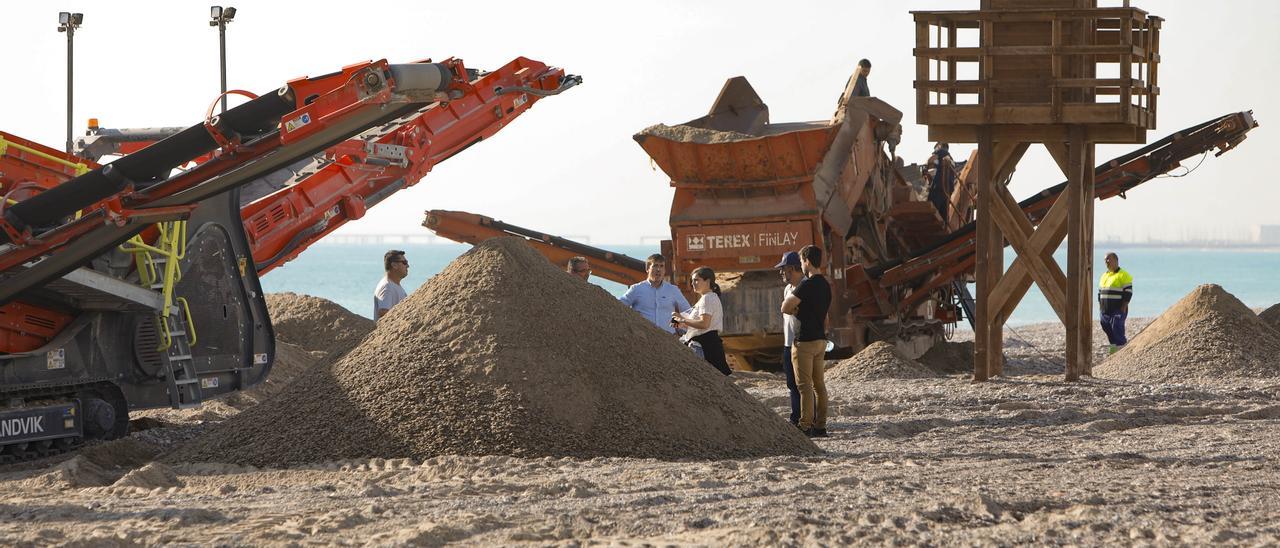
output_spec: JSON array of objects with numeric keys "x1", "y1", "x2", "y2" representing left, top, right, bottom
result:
[{"x1": 0, "y1": 380, "x2": 120, "y2": 466}]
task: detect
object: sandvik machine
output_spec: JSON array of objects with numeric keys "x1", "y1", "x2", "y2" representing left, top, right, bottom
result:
[{"x1": 0, "y1": 56, "x2": 578, "y2": 461}]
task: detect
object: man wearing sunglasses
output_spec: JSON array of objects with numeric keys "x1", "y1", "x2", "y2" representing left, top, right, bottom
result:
[
  {"x1": 566, "y1": 256, "x2": 592, "y2": 282},
  {"x1": 374, "y1": 249, "x2": 410, "y2": 320}
]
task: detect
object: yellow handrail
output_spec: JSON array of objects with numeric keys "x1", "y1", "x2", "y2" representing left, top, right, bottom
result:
[
  {"x1": 177, "y1": 297, "x2": 198, "y2": 347},
  {"x1": 0, "y1": 135, "x2": 91, "y2": 176},
  {"x1": 119, "y1": 220, "x2": 190, "y2": 351}
]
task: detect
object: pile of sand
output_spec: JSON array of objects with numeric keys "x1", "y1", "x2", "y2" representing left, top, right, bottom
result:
[
  {"x1": 169, "y1": 237, "x2": 817, "y2": 466},
  {"x1": 137, "y1": 295, "x2": 352, "y2": 423},
  {"x1": 31, "y1": 456, "x2": 112, "y2": 489},
  {"x1": 1260, "y1": 303, "x2": 1280, "y2": 333},
  {"x1": 25, "y1": 437, "x2": 162, "y2": 489},
  {"x1": 111, "y1": 462, "x2": 182, "y2": 489},
  {"x1": 218, "y1": 341, "x2": 322, "y2": 411},
  {"x1": 265, "y1": 292, "x2": 374, "y2": 359},
  {"x1": 919, "y1": 340, "x2": 974, "y2": 374},
  {"x1": 638, "y1": 123, "x2": 754, "y2": 144},
  {"x1": 827, "y1": 341, "x2": 940, "y2": 384},
  {"x1": 133, "y1": 340, "x2": 322, "y2": 423},
  {"x1": 1095, "y1": 284, "x2": 1280, "y2": 384}
]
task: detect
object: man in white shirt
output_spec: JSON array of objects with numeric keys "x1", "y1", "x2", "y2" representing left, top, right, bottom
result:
[{"x1": 374, "y1": 249, "x2": 409, "y2": 320}]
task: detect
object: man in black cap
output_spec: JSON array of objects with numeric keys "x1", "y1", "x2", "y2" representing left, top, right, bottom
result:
[
  {"x1": 775, "y1": 251, "x2": 805, "y2": 426},
  {"x1": 781, "y1": 245, "x2": 832, "y2": 438}
]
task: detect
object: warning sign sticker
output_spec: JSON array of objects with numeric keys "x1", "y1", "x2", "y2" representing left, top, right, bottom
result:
[
  {"x1": 284, "y1": 112, "x2": 312, "y2": 133},
  {"x1": 46, "y1": 348, "x2": 66, "y2": 370}
]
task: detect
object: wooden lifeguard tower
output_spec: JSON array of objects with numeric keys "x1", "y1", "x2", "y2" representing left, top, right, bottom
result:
[{"x1": 911, "y1": 0, "x2": 1161, "y2": 381}]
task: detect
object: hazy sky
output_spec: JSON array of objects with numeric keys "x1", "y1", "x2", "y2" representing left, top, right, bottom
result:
[{"x1": 3, "y1": 1, "x2": 1274, "y2": 244}]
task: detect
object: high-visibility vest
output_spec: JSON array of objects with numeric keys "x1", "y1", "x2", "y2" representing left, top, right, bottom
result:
[{"x1": 1098, "y1": 267, "x2": 1133, "y2": 313}]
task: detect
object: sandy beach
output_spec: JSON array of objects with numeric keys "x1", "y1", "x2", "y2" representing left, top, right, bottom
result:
[
  {"x1": 2, "y1": 314, "x2": 1279, "y2": 546},
  {"x1": 1, "y1": 2, "x2": 1275, "y2": 546}
]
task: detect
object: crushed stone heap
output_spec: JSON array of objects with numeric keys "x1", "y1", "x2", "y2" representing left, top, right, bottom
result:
[
  {"x1": 170, "y1": 237, "x2": 817, "y2": 466},
  {"x1": 1095, "y1": 284, "x2": 1280, "y2": 385},
  {"x1": 638, "y1": 123, "x2": 754, "y2": 144},
  {"x1": 265, "y1": 292, "x2": 374, "y2": 359},
  {"x1": 826, "y1": 341, "x2": 941, "y2": 384},
  {"x1": 133, "y1": 341, "x2": 321, "y2": 422},
  {"x1": 918, "y1": 340, "x2": 974, "y2": 374},
  {"x1": 1260, "y1": 303, "x2": 1280, "y2": 334},
  {"x1": 218, "y1": 341, "x2": 321, "y2": 412}
]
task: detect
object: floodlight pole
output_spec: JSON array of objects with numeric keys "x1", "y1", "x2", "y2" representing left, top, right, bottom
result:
[
  {"x1": 58, "y1": 13, "x2": 82, "y2": 154},
  {"x1": 211, "y1": 6, "x2": 235, "y2": 113},
  {"x1": 218, "y1": 18, "x2": 227, "y2": 113},
  {"x1": 66, "y1": 24, "x2": 73, "y2": 153}
]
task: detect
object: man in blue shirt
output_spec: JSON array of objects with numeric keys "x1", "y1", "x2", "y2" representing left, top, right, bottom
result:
[{"x1": 620, "y1": 254, "x2": 691, "y2": 335}]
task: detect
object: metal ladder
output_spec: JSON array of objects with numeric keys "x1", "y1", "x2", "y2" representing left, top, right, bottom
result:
[
  {"x1": 160, "y1": 299, "x2": 202, "y2": 408},
  {"x1": 120, "y1": 221, "x2": 204, "y2": 408},
  {"x1": 953, "y1": 280, "x2": 977, "y2": 330}
]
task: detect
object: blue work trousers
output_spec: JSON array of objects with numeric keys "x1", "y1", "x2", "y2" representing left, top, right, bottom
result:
[
  {"x1": 782, "y1": 346, "x2": 799, "y2": 425},
  {"x1": 1100, "y1": 310, "x2": 1128, "y2": 346}
]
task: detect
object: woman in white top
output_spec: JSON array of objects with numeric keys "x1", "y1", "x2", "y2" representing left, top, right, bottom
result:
[{"x1": 671, "y1": 266, "x2": 731, "y2": 375}]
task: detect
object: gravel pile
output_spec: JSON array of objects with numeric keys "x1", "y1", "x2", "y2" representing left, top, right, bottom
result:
[
  {"x1": 169, "y1": 237, "x2": 817, "y2": 466},
  {"x1": 827, "y1": 341, "x2": 941, "y2": 384},
  {"x1": 133, "y1": 296, "x2": 355, "y2": 426},
  {"x1": 637, "y1": 123, "x2": 754, "y2": 144},
  {"x1": 132, "y1": 340, "x2": 322, "y2": 425},
  {"x1": 265, "y1": 292, "x2": 374, "y2": 360},
  {"x1": 218, "y1": 341, "x2": 322, "y2": 411},
  {"x1": 919, "y1": 340, "x2": 974, "y2": 374},
  {"x1": 1094, "y1": 284, "x2": 1280, "y2": 385},
  {"x1": 1260, "y1": 303, "x2": 1280, "y2": 334}
]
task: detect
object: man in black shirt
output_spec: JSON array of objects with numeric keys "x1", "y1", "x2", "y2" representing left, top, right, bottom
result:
[
  {"x1": 781, "y1": 245, "x2": 832, "y2": 438},
  {"x1": 851, "y1": 58, "x2": 872, "y2": 98}
]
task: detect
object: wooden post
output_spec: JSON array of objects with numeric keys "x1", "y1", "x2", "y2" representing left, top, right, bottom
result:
[
  {"x1": 1064, "y1": 125, "x2": 1091, "y2": 381},
  {"x1": 984, "y1": 142, "x2": 1028, "y2": 377},
  {"x1": 1120, "y1": 15, "x2": 1133, "y2": 120},
  {"x1": 986, "y1": 154, "x2": 1005, "y2": 378},
  {"x1": 1081, "y1": 142, "x2": 1096, "y2": 375},
  {"x1": 947, "y1": 23, "x2": 958, "y2": 106},
  {"x1": 973, "y1": 126, "x2": 995, "y2": 382},
  {"x1": 1149, "y1": 18, "x2": 1160, "y2": 120},
  {"x1": 917, "y1": 19, "x2": 931, "y2": 124}
]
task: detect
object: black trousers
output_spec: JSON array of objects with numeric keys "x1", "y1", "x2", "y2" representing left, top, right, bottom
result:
[{"x1": 691, "y1": 331, "x2": 732, "y2": 376}]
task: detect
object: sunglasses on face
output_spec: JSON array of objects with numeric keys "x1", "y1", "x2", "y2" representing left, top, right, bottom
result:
[{"x1": 573, "y1": 268, "x2": 591, "y2": 274}]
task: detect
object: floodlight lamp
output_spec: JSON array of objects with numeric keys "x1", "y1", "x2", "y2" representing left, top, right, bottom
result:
[
  {"x1": 211, "y1": 6, "x2": 222, "y2": 19},
  {"x1": 59, "y1": 12, "x2": 70, "y2": 25},
  {"x1": 223, "y1": 7, "x2": 236, "y2": 19},
  {"x1": 71, "y1": 13, "x2": 83, "y2": 25}
]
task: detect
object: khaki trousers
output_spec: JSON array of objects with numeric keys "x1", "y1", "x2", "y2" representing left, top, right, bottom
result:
[{"x1": 791, "y1": 339, "x2": 828, "y2": 430}]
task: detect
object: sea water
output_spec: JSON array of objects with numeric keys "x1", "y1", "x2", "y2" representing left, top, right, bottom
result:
[{"x1": 259, "y1": 243, "x2": 1279, "y2": 325}]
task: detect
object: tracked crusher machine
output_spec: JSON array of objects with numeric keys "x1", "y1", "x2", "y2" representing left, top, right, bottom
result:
[
  {"x1": 0, "y1": 56, "x2": 579, "y2": 461},
  {"x1": 426, "y1": 68, "x2": 1257, "y2": 369}
]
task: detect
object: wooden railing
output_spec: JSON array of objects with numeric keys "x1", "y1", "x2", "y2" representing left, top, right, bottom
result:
[{"x1": 912, "y1": 7, "x2": 1160, "y2": 130}]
